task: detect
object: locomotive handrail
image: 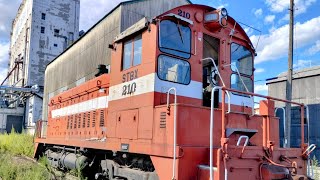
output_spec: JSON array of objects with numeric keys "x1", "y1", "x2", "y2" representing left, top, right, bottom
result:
[
  {"x1": 306, "y1": 105, "x2": 310, "y2": 145},
  {"x1": 305, "y1": 105, "x2": 313, "y2": 177},
  {"x1": 223, "y1": 63, "x2": 255, "y2": 116},
  {"x1": 221, "y1": 87, "x2": 306, "y2": 149},
  {"x1": 223, "y1": 63, "x2": 249, "y2": 92},
  {"x1": 275, "y1": 107, "x2": 287, "y2": 147},
  {"x1": 201, "y1": 58, "x2": 226, "y2": 87},
  {"x1": 236, "y1": 135, "x2": 249, "y2": 146},
  {"x1": 210, "y1": 86, "x2": 222, "y2": 180},
  {"x1": 237, "y1": 135, "x2": 249, "y2": 158},
  {"x1": 166, "y1": 87, "x2": 177, "y2": 180}
]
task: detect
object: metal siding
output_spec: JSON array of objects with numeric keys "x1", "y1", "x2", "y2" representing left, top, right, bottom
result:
[
  {"x1": 43, "y1": 7, "x2": 121, "y2": 120},
  {"x1": 120, "y1": 0, "x2": 190, "y2": 32}
]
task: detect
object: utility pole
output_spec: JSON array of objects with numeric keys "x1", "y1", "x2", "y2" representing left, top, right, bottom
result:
[{"x1": 285, "y1": 0, "x2": 294, "y2": 148}]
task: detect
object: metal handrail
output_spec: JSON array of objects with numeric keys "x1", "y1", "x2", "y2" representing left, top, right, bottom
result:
[
  {"x1": 223, "y1": 63, "x2": 249, "y2": 92},
  {"x1": 221, "y1": 86, "x2": 306, "y2": 148},
  {"x1": 275, "y1": 107, "x2": 287, "y2": 147},
  {"x1": 167, "y1": 87, "x2": 177, "y2": 180},
  {"x1": 210, "y1": 86, "x2": 222, "y2": 180},
  {"x1": 305, "y1": 105, "x2": 313, "y2": 177},
  {"x1": 236, "y1": 135, "x2": 249, "y2": 146},
  {"x1": 200, "y1": 57, "x2": 231, "y2": 113},
  {"x1": 223, "y1": 63, "x2": 254, "y2": 116},
  {"x1": 201, "y1": 58, "x2": 226, "y2": 87},
  {"x1": 306, "y1": 105, "x2": 310, "y2": 145}
]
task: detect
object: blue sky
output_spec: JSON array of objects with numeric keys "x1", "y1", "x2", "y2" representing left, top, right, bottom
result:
[{"x1": 0, "y1": 0, "x2": 319, "y2": 97}]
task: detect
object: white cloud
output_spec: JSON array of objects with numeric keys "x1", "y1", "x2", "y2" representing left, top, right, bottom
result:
[
  {"x1": 0, "y1": 0, "x2": 20, "y2": 41},
  {"x1": 0, "y1": 42, "x2": 9, "y2": 83},
  {"x1": 293, "y1": 60, "x2": 313, "y2": 69},
  {"x1": 80, "y1": 0, "x2": 126, "y2": 31},
  {"x1": 254, "y1": 8, "x2": 263, "y2": 17},
  {"x1": 255, "y1": 84, "x2": 268, "y2": 93},
  {"x1": 255, "y1": 68, "x2": 265, "y2": 73},
  {"x1": 307, "y1": 40, "x2": 320, "y2": 55},
  {"x1": 250, "y1": 16, "x2": 320, "y2": 64},
  {"x1": 265, "y1": 0, "x2": 316, "y2": 15},
  {"x1": 264, "y1": 15, "x2": 275, "y2": 24},
  {"x1": 217, "y1": 3, "x2": 229, "y2": 9}
]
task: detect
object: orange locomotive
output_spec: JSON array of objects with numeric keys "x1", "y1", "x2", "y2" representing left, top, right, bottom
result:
[{"x1": 34, "y1": 4, "x2": 315, "y2": 180}]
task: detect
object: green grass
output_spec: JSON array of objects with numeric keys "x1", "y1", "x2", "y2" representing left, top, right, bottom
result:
[
  {"x1": 0, "y1": 153, "x2": 51, "y2": 180},
  {"x1": 0, "y1": 130, "x2": 51, "y2": 180},
  {"x1": 0, "y1": 129, "x2": 34, "y2": 157}
]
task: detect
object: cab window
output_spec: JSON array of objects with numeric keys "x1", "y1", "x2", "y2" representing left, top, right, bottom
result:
[
  {"x1": 230, "y1": 43, "x2": 253, "y2": 92},
  {"x1": 159, "y1": 20, "x2": 191, "y2": 59},
  {"x1": 122, "y1": 34, "x2": 142, "y2": 70},
  {"x1": 157, "y1": 55, "x2": 191, "y2": 85}
]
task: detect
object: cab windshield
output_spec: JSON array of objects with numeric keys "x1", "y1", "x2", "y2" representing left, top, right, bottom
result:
[{"x1": 159, "y1": 19, "x2": 191, "y2": 59}]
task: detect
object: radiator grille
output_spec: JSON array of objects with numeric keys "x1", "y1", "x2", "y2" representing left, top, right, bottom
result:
[
  {"x1": 82, "y1": 113, "x2": 86, "y2": 128},
  {"x1": 87, "y1": 112, "x2": 91, "y2": 128},
  {"x1": 160, "y1": 112, "x2": 166, "y2": 128},
  {"x1": 92, "y1": 111, "x2": 96, "y2": 127},
  {"x1": 78, "y1": 114, "x2": 81, "y2": 128},
  {"x1": 100, "y1": 110, "x2": 105, "y2": 127},
  {"x1": 70, "y1": 115, "x2": 73, "y2": 129},
  {"x1": 74, "y1": 114, "x2": 77, "y2": 129}
]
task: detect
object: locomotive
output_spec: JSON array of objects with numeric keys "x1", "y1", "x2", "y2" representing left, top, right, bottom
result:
[{"x1": 34, "y1": 4, "x2": 315, "y2": 180}]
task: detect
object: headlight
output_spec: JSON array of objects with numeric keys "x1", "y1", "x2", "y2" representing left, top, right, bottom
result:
[
  {"x1": 204, "y1": 13, "x2": 219, "y2": 22},
  {"x1": 220, "y1": 8, "x2": 228, "y2": 17}
]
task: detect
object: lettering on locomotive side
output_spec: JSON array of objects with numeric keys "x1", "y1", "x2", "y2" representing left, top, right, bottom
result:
[
  {"x1": 122, "y1": 69, "x2": 138, "y2": 83},
  {"x1": 178, "y1": 9, "x2": 191, "y2": 19},
  {"x1": 122, "y1": 82, "x2": 137, "y2": 96},
  {"x1": 121, "y1": 69, "x2": 138, "y2": 96}
]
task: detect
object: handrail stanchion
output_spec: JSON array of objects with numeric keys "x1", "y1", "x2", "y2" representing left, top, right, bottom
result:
[
  {"x1": 300, "y1": 106, "x2": 305, "y2": 148},
  {"x1": 210, "y1": 86, "x2": 222, "y2": 180},
  {"x1": 167, "y1": 87, "x2": 177, "y2": 180},
  {"x1": 305, "y1": 105, "x2": 313, "y2": 177},
  {"x1": 275, "y1": 107, "x2": 287, "y2": 147}
]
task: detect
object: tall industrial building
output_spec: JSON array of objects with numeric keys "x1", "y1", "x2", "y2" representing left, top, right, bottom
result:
[{"x1": 6, "y1": 0, "x2": 80, "y2": 133}]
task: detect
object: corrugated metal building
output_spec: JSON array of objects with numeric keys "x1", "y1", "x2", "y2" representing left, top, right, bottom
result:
[
  {"x1": 43, "y1": 0, "x2": 191, "y2": 120},
  {"x1": 266, "y1": 66, "x2": 320, "y2": 158}
]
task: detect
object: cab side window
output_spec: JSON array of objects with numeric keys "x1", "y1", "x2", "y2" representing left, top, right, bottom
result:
[
  {"x1": 230, "y1": 43, "x2": 253, "y2": 92},
  {"x1": 122, "y1": 34, "x2": 142, "y2": 70}
]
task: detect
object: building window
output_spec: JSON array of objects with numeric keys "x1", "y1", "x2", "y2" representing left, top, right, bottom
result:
[
  {"x1": 68, "y1": 32, "x2": 74, "y2": 41},
  {"x1": 122, "y1": 34, "x2": 142, "y2": 70},
  {"x1": 41, "y1": 26, "x2": 45, "y2": 33},
  {"x1": 54, "y1": 44, "x2": 58, "y2": 47},
  {"x1": 54, "y1": 29, "x2": 60, "y2": 36},
  {"x1": 41, "y1": 13, "x2": 46, "y2": 20}
]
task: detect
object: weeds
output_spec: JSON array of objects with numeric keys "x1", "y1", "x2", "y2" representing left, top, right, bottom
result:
[
  {"x1": 0, "y1": 128, "x2": 34, "y2": 157},
  {"x1": 0, "y1": 153, "x2": 50, "y2": 180},
  {"x1": 311, "y1": 155, "x2": 320, "y2": 180}
]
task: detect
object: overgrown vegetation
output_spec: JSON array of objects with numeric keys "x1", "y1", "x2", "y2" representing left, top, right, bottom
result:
[
  {"x1": 0, "y1": 130, "x2": 85, "y2": 179},
  {"x1": 0, "y1": 130, "x2": 51, "y2": 180},
  {"x1": 0, "y1": 129, "x2": 34, "y2": 157},
  {"x1": 0, "y1": 154, "x2": 50, "y2": 180},
  {"x1": 312, "y1": 155, "x2": 320, "y2": 180}
]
